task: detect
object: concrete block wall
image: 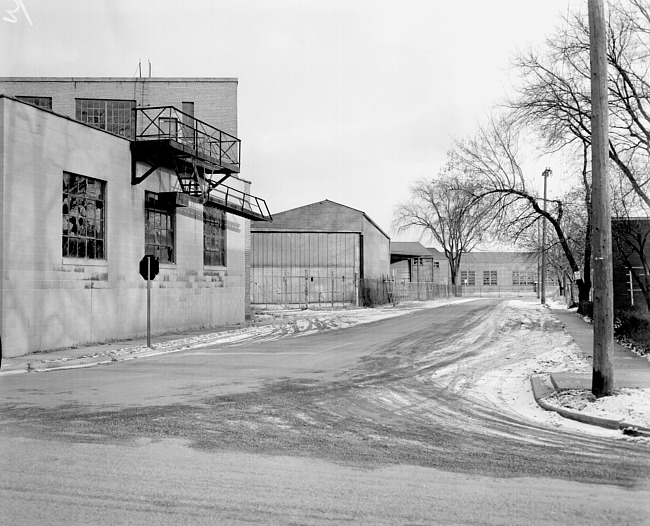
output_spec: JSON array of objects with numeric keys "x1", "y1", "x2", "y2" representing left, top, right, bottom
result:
[
  {"x1": 1, "y1": 97, "x2": 247, "y2": 357},
  {"x1": 0, "y1": 78, "x2": 238, "y2": 136}
]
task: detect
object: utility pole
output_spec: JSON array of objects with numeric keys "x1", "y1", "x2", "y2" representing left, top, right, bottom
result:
[
  {"x1": 541, "y1": 168, "x2": 552, "y2": 305},
  {"x1": 589, "y1": 0, "x2": 614, "y2": 397}
]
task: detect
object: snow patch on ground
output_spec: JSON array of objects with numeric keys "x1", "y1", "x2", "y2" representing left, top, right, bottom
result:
[
  {"x1": 466, "y1": 300, "x2": 650, "y2": 437},
  {"x1": 59, "y1": 295, "x2": 649, "y2": 438}
]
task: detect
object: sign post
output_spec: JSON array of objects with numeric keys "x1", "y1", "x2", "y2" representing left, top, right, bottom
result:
[{"x1": 139, "y1": 255, "x2": 160, "y2": 348}]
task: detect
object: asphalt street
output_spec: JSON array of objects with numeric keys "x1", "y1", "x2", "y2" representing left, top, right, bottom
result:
[{"x1": 1, "y1": 299, "x2": 649, "y2": 525}]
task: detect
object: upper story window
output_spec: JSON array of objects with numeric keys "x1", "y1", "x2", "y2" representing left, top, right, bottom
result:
[
  {"x1": 62, "y1": 172, "x2": 106, "y2": 260},
  {"x1": 204, "y1": 206, "x2": 226, "y2": 266},
  {"x1": 76, "y1": 98, "x2": 135, "y2": 138},
  {"x1": 16, "y1": 96, "x2": 52, "y2": 110},
  {"x1": 145, "y1": 192, "x2": 174, "y2": 263}
]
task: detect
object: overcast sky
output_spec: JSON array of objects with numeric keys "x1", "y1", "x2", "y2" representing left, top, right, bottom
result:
[{"x1": 3, "y1": 0, "x2": 576, "y2": 242}]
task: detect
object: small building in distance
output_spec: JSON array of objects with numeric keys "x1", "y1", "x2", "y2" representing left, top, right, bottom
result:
[
  {"x1": 457, "y1": 252, "x2": 545, "y2": 295},
  {"x1": 612, "y1": 217, "x2": 650, "y2": 311},
  {"x1": 390, "y1": 242, "x2": 449, "y2": 284},
  {"x1": 251, "y1": 200, "x2": 390, "y2": 306}
]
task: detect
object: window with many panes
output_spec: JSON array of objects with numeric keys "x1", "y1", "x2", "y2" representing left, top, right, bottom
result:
[
  {"x1": 512, "y1": 270, "x2": 536, "y2": 285},
  {"x1": 483, "y1": 270, "x2": 498, "y2": 285},
  {"x1": 145, "y1": 193, "x2": 175, "y2": 263},
  {"x1": 16, "y1": 96, "x2": 52, "y2": 110},
  {"x1": 460, "y1": 270, "x2": 475, "y2": 286},
  {"x1": 76, "y1": 99, "x2": 135, "y2": 138},
  {"x1": 204, "y1": 206, "x2": 226, "y2": 266},
  {"x1": 62, "y1": 172, "x2": 105, "y2": 260}
]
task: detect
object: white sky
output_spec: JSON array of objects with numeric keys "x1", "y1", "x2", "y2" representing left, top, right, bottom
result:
[{"x1": 2, "y1": 0, "x2": 577, "y2": 242}]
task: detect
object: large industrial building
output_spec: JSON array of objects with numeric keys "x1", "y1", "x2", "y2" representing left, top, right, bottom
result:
[
  {"x1": 250, "y1": 200, "x2": 390, "y2": 307},
  {"x1": 0, "y1": 77, "x2": 270, "y2": 357}
]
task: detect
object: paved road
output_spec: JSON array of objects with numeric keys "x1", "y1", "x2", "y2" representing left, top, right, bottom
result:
[{"x1": 1, "y1": 299, "x2": 649, "y2": 524}]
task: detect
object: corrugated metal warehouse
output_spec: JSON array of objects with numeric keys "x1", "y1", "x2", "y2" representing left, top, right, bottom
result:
[{"x1": 251, "y1": 200, "x2": 390, "y2": 306}]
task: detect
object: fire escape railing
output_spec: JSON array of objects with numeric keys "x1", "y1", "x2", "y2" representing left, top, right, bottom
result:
[
  {"x1": 134, "y1": 106, "x2": 240, "y2": 172},
  {"x1": 208, "y1": 184, "x2": 272, "y2": 221}
]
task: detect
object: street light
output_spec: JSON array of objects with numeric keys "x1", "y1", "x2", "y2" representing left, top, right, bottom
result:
[{"x1": 541, "y1": 168, "x2": 552, "y2": 305}]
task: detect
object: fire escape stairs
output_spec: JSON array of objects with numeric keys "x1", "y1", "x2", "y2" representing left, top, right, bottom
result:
[{"x1": 130, "y1": 106, "x2": 272, "y2": 222}]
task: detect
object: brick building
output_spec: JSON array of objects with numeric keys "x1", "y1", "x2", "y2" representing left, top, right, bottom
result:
[
  {"x1": 250, "y1": 200, "x2": 390, "y2": 306},
  {"x1": 612, "y1": 217, "x2": 650, "y2": 311},
  {"x1": 0, "y1": 78, "x2": 270, "y2": 357}
]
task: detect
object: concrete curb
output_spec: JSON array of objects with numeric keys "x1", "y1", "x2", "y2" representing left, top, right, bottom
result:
[
  {"x1": 0, "y1": 338, "x2": 230, "y2": 376},
  {"x1": 530, "y1": 375, "x2": 650, "y2": 437},
  {"x1": 1, "y1": 348, "x2": 151, "y2": 376}
]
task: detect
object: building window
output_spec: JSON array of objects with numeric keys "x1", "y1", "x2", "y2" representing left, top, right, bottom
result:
[
  {"x1": 513, "y1": 270, "x2": 536, "y2": 285},
  {"x1": 483, "y1": 270, "x2": 498, "y2": 286},
  {"x1": 145, "y1": 193, "x2": 174, "y2": 263},
  {"x1": 16, "y1": 96, "x2": 52, "y2": 110},
  {"x1": 76, "y1": 99, "x2": 135, "y2": 138},
  {"x1": 460, "y1": 270, "x2": 475, "y2": 286},
  {"x1": 204, "y1": 206, "x2": 226, "y2": 266},
  {"x1": 433, "y1": 261, "x2": 440, "y2": 268},
  {"x1": 158, "y1": 117, "x2": 178, "y2": 138},
  {"x1": 62, "y1": 172, "x2": 105, "y2": 260}
]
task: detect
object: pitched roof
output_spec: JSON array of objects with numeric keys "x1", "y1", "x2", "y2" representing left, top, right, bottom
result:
[
  {"x1": 252, "y1": 199, "x2": 389, "y2": 239},
  {"x1": 391, "y1": 241, "x2": 436, "y2": 257},
  {"x1": 461, "y1": 251, "x2": 537, "y2": 264}
]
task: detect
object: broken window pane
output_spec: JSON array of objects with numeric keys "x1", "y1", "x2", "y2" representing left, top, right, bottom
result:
[
  {"x1": 145, "y1": 193, "x2": 174, "y2": 264},
  {"x1": 62, "y1": 172, "x2": 106, "y2": 260},
  {"x1": 203, "y1": 206, "x2": 226, "y2": 266}
]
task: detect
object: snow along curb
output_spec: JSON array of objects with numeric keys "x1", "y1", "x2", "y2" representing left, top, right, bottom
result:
[{"x1": 530, "y1": 375, "x2": 650, "y2": 437}]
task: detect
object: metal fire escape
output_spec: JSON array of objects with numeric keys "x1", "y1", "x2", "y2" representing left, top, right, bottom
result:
[{"x1": 130, "y1": 106, "x2": 271, "y2": 221}]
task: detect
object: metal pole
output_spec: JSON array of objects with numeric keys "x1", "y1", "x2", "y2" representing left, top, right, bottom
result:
[
  {"x1": 629, "y1": 271, "x2": 634, "y2": 307},
  {"x1": 541, "y1": 168, "x2": 551, "y2": 305},
  {"x1": 537, "y1": 221, "x2": 541, "y2": 299},
  {"x1": 589, "y1": 0, "x2": 614, "y2": 397},
  {"x1": 147, "y1": 258, "x2": 151, "y2": 348}
]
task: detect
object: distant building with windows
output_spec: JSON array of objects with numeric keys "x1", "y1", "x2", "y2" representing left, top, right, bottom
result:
[
  {"x1": 457, "y1": 252, "x2": 546, "y2": 294},
  {"x1": 0, "y1": 78, "x2": 270, "y2": 357}
]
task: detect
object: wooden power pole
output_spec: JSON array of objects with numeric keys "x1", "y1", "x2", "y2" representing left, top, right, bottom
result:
[{"x1": 588, "y1": 0, "x2": 614, "y2": 397}]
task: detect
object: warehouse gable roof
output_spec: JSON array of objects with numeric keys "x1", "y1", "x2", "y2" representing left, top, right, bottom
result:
[{"x1": 251, "y1": 199, "x2": 389, "y2": 239}]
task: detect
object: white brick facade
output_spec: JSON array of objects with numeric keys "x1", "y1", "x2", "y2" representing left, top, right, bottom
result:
[{"x1": 0, "y1": 84, "x2": 251, "y2": 357}]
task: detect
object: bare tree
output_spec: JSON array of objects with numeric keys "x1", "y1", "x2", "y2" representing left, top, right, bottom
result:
[
  {"x1": 393, "y1": 169, "x2": 499, "y2": 285},
  {"x1": 510, "y1": 0, "x2": 650, "y2": 208},
  {"x1": 450, "y1": 114, "x2": 594, "y2": 304}
]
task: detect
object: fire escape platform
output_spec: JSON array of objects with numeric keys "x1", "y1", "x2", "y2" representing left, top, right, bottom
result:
[
  {"x1": 132, "y1": 138, "x2": 239, "y2": 175},
  {"x1": 131, "y1": 106, "x2": 271, "y2": 222}
]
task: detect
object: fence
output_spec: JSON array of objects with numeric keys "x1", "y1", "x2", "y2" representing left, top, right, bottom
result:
[
  {"x1": 251, "y1": 271, "x2": 359, "y2": 309},
  {"x1": 387, "y1": 281, "x2": 462, "y2": 303},
  {"x1": 251, "y1": 272, "x2": 462, "y2": 309},
  {"x1": 460, "y1": 285, "x2": 550, "y2": 298}
]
